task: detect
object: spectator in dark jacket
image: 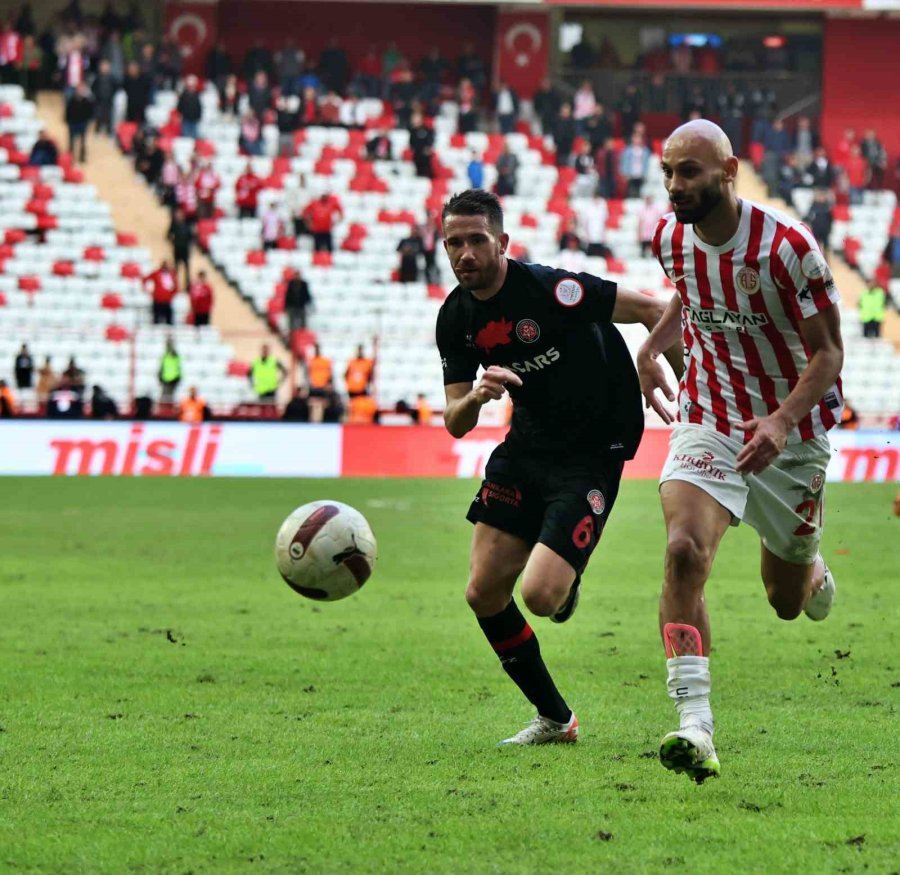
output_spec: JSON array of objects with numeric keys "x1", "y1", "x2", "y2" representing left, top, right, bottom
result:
[
  {"x1": 532, "y1": 78, "x2": 561, "y2": 137},
  {"x1": 318, "y1": 37, "x2": 348, "y2": 94},
  {"x1": 583, "y1": 104, "x2": 613, "y2": 150},
  {"x1": 28, "y1": 128, "x2": 58, "y2": 166},
  {"x1": 65, "y1": 82, "x2": 94, "y2": 163},
  {"x1": 177, "y1": 74, "x2": 202, "y2": 139},
  {"x1": 242, "y1": 39, "x2": 272, "y2": 81},
  {"x1": 123, "y1": 60, "x2": 151, "y2": 124},
  {"x1": 805, "y1": 189, "x2": 834, "y2": 257},
  {"x1": 247, "y1": 70, "x2": 272, "y2": 119},
  {"x1": 804, "y1": 146, "x2": 836, "y2": 190},
  {"x1": 409, "y1": 112, "x2": 434, "y2": 179},
  {"x1": 285, "y1": 270, "x2": 312, "y2": 332},
  {"x1": 92, "y1": 58, "x2": 116, "y2": 135},
  {"x1": 206, "y1": 41, "x2": 231, "y2": 93},
  {"x1": 90, "y1": 384, "x2": 119, "y2": 419},
  {"x1": 553, "y1": 103, "x2": 576, "y2": 167},
  {"x1": 167, "y1": 208, "x2": 194, "y2": 289}
]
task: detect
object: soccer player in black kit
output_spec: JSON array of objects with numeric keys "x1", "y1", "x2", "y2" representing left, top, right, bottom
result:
[{"x1": 437, "y1": 190, "x2": 682, "y2": 744}]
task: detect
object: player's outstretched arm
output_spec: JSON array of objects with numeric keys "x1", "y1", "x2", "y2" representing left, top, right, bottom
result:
[
  {"x1": 636, "y1": 293, "x2": 684, "y2": 424},
  {"x1": 443, "y1": 367, "x2": 522, "y2": 438}
]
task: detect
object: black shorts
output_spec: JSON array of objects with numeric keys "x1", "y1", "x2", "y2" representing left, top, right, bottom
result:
[{"x1": 466, "y1": 442, "x2": 624, "y2": 573}]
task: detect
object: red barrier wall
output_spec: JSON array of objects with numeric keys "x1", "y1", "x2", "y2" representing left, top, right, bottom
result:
[
  {"x1": 822, "y1": 17, "x2": 900, "y2": 158},
  {"x1": 215, "y1": 1, "x2": 497, "y2": 79}
]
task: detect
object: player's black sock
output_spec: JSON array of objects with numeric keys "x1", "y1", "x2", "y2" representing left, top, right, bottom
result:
[{"x1": 477, "y1": 600, "x2": 571, "y2": 724}]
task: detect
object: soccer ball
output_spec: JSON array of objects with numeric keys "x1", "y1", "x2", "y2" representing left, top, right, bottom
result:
[{"x1": 275, "y1": 500, "x2": 377, "y2": 601}]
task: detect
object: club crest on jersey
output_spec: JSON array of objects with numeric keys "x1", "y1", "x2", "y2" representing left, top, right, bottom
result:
[
  {"x1": 587, "y1": 489, "x2": 605, "y2": 515},
  {"x1": 516, "y1": 318, "x2": 540, "y2": 343},
  {"x1": 801, "y1": 250, "x2": 828, "y2": 280},
  {"x1": 554, "y1": 278, "x2": 584, "y2": 307},
  {"x1": 736, "y1": 266, "x2": 761, "y2": 295},
  {"x1": 809, "y1": 472, "x2": 825, "y2": 493}
]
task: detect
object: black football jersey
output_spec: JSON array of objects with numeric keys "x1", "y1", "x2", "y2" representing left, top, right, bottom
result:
[{"x1": 436, "y1": 260, "x2": 644, "y2": 458}]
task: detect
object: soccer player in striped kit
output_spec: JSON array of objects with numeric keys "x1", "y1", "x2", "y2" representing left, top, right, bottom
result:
[{"x1": 638, "y1": 120, "x2": 844, "y2": 783}]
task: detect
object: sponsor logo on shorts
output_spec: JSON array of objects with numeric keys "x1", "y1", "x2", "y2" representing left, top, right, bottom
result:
[
  {"x1": 673, "y1": 451, "x2": 727, "y2": 481},
  {"x1": 480, "y1": 482, "x2": 522, "y2": 508},
  {"x1": 554, "y1": 278, "x2": 584, "y2": 307},
  {"x1": 736, "y1": 266, "x2": 761, "y2": 294},
  {"x1": 587, "y1": 489, "x2": 605, "y2": 515},
  {"x1": 809, "y1": 472, "x2": 825, "y2": 493},
  {"x1": 516, "y1": 318, "x2": 540, "y2": 343}
]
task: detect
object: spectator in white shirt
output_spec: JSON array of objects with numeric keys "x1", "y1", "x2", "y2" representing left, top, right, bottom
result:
[
  {"x1": 339, "y1": 95, "x2": 367, "y2": 129},
  {"x1": 558, "y1": 234, "x2": 587, "y2": 273},
  {"x1": 572, "y1": 80, "x2": 597, "y2": 136},
  {"x1": 578, "y1": 194, "x2": 612, "y2": 258},
  {"x1": 637, "y1": 195, "x2": 667, "y2": 257},
  {"x1": 494, "y1": 81, "x2": 519, "y2": 135},
  {"x1": 261, "y1": 203, "x2": 283, "y2": 250}
]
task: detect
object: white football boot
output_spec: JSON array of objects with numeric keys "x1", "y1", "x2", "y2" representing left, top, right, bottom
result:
[
  {"x1": 804, "y1": 562, "x2": 836, "y2": 621},
  {"x1": 498, "y1": 712, "x2": 579, "y2": 746},
  {"x1": 659, "y1": 722, "x2": 720, "y2": 784}
]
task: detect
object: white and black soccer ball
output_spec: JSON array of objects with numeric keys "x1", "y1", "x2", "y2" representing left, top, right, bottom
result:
[{"x1": 275, "y1": 500, "x2": 377, "y2": 601}]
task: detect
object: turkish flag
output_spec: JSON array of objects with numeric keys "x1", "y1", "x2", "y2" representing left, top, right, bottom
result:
[
  {"x1": 164, "y1": 2, "x2": 218, "y2": 77},
  {"x1": 495, "y1": 12, "x2": 549, "y2": 100}
]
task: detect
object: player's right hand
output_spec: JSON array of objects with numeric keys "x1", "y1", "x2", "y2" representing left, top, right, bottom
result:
[
  {"x1": 637, "y1": 350, "x2": 676, "y2": 425},
  {"x1": 473, "y1": 366, "x2": 522, "y2": 404}
]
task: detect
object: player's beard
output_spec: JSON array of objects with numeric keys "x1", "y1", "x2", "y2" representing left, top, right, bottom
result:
[
  {"x1": 456, "y1": 260, "x2": 498, "y2": 292},
  {"x1": 671, "y1": 178, "x2": 724, "y2": 225}
]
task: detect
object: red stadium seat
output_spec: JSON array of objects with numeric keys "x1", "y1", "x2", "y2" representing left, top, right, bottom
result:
[
  {"x1": 246, "y1": 250, "x2": 266, "y2": 265},
  {"x1": 0, "y1": 291, "x2": 6, "y2": 306},
  {"x1": 84, "y1": 246, "x2": 105, "y2": 261},
  {"x1": 276, "y1": 236, "x2": 296, "y2": 250},
  {"x1": 19, "y1": 276, "x2": 41, "y2": 291},
  {"x1": 53, "y1": 260, "x2": 75, "y2": 276},
  {"x1": 105, "y1": 325, "x2": 130, "y2": 342},
  {"x1": 116, "y1": 231, "x2": 138, "y2": 246},
  {"x1": 521, "y1": 214, "x2": 538, "y2": 228},
  {"x1": 120, "y1": 262, "x2": 142, "y2": 278},
  {"x1": 36, "y1": 215, "x2": 59, "y2": 231},
  {"x1": 227, "y1": 360, "x2": 250, "y2": 377},
  {"x1": 117, "y1": 122, "x2": 138, "y2": 152},
  {"x1": 4, "y1": 228, "x2": 25, "y2": 244},
  {"x1": 312, "y1": 251, "x2": 333, "y2": 267},
  {"x1": 101, "y1": 293, "x2": 123, "y2": 309}
]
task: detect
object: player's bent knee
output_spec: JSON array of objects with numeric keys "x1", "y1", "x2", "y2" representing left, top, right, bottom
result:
[
  {"x1": 521, "y1": 586, "x2": 564, "y2": 617},
  {"x1": 765, "y1": 587, "x2": 804, "y2": 621},
  {"x1": 465, "y1": 577, "x2": 511, "y2": 616},
  {"x1": 666, "y1": 531, "x2": 715, "y2": 582}
]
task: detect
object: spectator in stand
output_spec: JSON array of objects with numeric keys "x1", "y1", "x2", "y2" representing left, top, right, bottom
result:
[
  {"x1": 644, "y1": 72, "x2": 667, "y2": 113},
  {"x1": 778, "y1": 154, "x2": 802, "y2": 204},
  {"x1": 572, "y1": 80, "x2": 597, "y2": 137},
  {"x1": 717, "y1": 83, "x2": 746, "y2": 157},
  {"x1": 457, "y1": 77, "x2": 478, "y2": 135},
  {"x1": 858, "y1": 282, "x2": 890, "y2": 339},
  {"x1": 418, "y1": 46, "x2": 447, "y2": 109},
  {"x1": 834, "y1": 127, "x2": 856, "y2": 171},
  {"x1": 282, "y1": 386, "x2": 310, "y2": 422},
  {"x1": 409, "y1": 111, "x2": 434, "y2": 179},
  {"x1": 17, "y1": 34, "x2": 41, "y2": 101},
  {"x1": 13, "y1": 342, "x2": 32, "y2": 389},
  {"x1": 749, "y1": 87, "x2": 777, "y2": 144},
  {"x1": 532, "y1": 78, "x2": 561, "y2": 137},
  {"x1": 594, "y1": 136, "x2": 618, "y2": 199},
  {"x1": 569, "y1": 36, "x2": 596, "y2": 70},
  {"x1": 618, "y1": 81, "x2": 642, "y2": 138},
  {"x1": 557, "y1": 216, "x2": 581, "y2": 252},
  {"x1": 47, "y1": 376, "x2": 83, "y2": 419},
  {"x1": 572, "y1": 140, "x2": 597, "y2": 197},
  {"x1": 189, "y1": 269, "x2": 214, "y2": 327},
  {"x1": 682, "y1": 85, "x2": 707, "y2": 122},
  {"x1": 354, "y1": 44, "x2": 381, "y2": 98},
  {"x1": 0, "y1": 379, "x2": 16, "y2": 417},
  {"x1": 345, "y1": 345, "x2": 374, "y2": 398},
  {"x1": 884, "y1": 221, "x2": 900, "y2": 278},
  {"x1": 123, "y1": 60, "x2": 150, "y2": 123},
  {"x1": 284, "y1": 268, "x2": 312, "y2": 333},
  {"x1": 194, "y1": 159, "x2": 219, "y2": 219},
  {"x1": 91, "y1": 58, "x2": 115, "y2": 135},
  {"x1": 167, "y1": 207, "x2": 194, "y2": 288},
  {"x1": 174, "y1": 167, "x2": 198, "y2": 224},
  {"x1": 247, "y1": 70, "x2": 272, "y2": 119},
  {"x1": 804, "y1": 146, "x2": 836, "y2": 190},
  {"x1": 320, "y1": 380, "x2": 345, "y2": 423},
  {"x1": 36, "y1": 355, "x2": 55, "y2": 405},
  {"x1": 158, "y1": 338, "x2": 182, "y2": 404},
  {"x1": 157, "y1": 37, "x2": 183, "y2": 90},
  {"x1": 415, "y1": 393, "x2": 432, "y2": 425},
  {"x1": 235, "y1": 161, "x2": 262, "y2": 218},
  {"x1": 839, "y1": 401, "x2": 859, "y2": 430},
  {"x1": 792, "y1": 116, "x2": 818, "y2": 168},
  {"x1": 338, "y1": 93, "x2": 366, "y2": 129},
  {"x1": 157, "y1": 151, "x2": 178, "y2": 206},
  {"x1": 397, "y1": 227, "x2": 424, "y2": 283},
  {"x1": 177, "y1": 73, "x2": 202, "y2": 139},
  {"x1": 144, "y1": 260, "x2": 178, "y2": 324},
  {"x1": 558, "y1": 234, "x2": 587, "y2": 273},
  {"x1": 348, "y1": 392, "x2": 379, "y2": 424},
  {"x1": 276, "y1": 38, "x2": 304, "y2": 96},
  {"x1": 578, "y1": 192, "x2": 612, "y2": 259},
  {"x1": 62, "y1": 356, "x2": 86, "y2": 394},
  {"x1": 467, "y1": 150, "x2": 485, "y2": 189},
  {"x1": 298, "y1": 59, "x2": 322, "y2": 96},
  {"x1": 179, "y1": 386, "x2": 207, "y2": 423},
  {"x1": 421, "y1": 214, "x2": 440, "y2": 284},
  {"x1": 28, "y1": 128, "x2": 57, "y2": 165},
  {"x1": 59, "y1": 33, "x2": 88, "y2": 101},
  {"x1": 260, "y1": 201, "x2": 282, "y2": 250},
  {"x1": 365, "y1": 128, "x2": 392, "y2": 161},
  {"x1": 584, "y1": 103, "x2": 613, "y2": 151},
  {"x1": 552, "y1": 103, "x2": 575, "y2": 167},
  {"x1": 242, "y1": 38, "x2": 273, "y2": 81},
  {"x1": 90, "y1": 384, "x2": 118, "y2": 420},
  {"x1": 619, "y1": 131, "x2": 651, "y2": 198},
  {"x1": 0, "y1": 20, "x2": 21, "y2": 84},
  {"x1": 494, "y1": 81, "x2": 519, "y2": 135},
  {"x1": 637, "y1": 194, "x2": 666, "y2": 258},
  {"x1": 297, "y1": 84, "x2": 317, "y2": 127},
  {"x1": 804, "y1": 189, "x2": 834, "y2": 257},
  {"x1": 845, "y1": 144, "x2": 869, "y2": 205},
  {"x1": 302, "y1": 192, "x2": 342, "y2": 252},
  {"x1": 238, "y1": 110, "x2": 263, "y2": 156},
  {"x1": 861, "y1": 129, "x2": 887, "y2": 190},
  {"x1": 275, "y1": 94, "x2": 300, "y2": 156},
  {"x1": 319, "y1": 37, "x2": 348, "y2": 94},
  {"x1": 206, "y1": 40, "x2": 232, "y2": 96},
  {"x1": 456, "y1": 41, "x2": 486, "y2": 92},
  {"x1": 138, "y1": 42, "x2": 158, "y2": 89},
  {"x1": 495, "y1": 143, "x2": 519, "y2": 196},
  {"x1": 249, "y1": 343, "x2": 287, "y2": 402},
  {"x1": 219, "y1": 73, "x2": 240, "y2": 118},
  {"x1": 306, "y1": 344, "x2": 332, "y2": 398},
  {"x1": 65, "y1": 81, "x2": 93, "y2": 163}
]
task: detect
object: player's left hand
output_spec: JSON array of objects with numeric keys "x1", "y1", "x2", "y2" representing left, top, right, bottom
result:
[{"x1": 735, "y1": 415, "x2": 790, "y2": 475}]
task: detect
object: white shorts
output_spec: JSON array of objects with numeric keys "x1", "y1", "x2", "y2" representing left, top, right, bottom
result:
[{"x1": 659, "y1": 424, "x2": 832, "y2": 565}]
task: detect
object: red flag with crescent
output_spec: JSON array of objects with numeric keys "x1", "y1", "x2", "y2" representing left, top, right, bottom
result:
[
  {"x1": 495, "y1": 12, "x2": 549, "y2": 101},
  {"x1": 164, "y1": 2, "x2": 218, "y2": 77}
]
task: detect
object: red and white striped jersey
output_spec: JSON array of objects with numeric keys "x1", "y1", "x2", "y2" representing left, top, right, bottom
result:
[{"x1": 652, "y1": 199, "x2": 843, "y2": 443}]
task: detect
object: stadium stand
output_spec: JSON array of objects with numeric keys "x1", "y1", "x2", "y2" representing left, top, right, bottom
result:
[{"x1": 0, "y1": 85, "x2": 253, "y2": 414}]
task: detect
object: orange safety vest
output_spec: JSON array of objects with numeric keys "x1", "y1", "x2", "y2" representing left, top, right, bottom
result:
[
  {"x1": 179, "y1": 397, "x2": 206, "y2": 423},
  {"x1": 345, "y1": 357, "x2": 374, "y2": 394},
  {"x1": 308, "y1": 355, "x2": 333, "y2": 390},
  {"x1": 416, "y1": 397, "x2": 432, "y2": 425},
  {"x1": 348, "y1": 394, "x2": 378, "y2": 423}
]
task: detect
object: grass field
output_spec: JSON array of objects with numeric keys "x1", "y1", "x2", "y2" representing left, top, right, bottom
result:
[{"x1": 1, "y1": 477, "x2": 898, "y2": 874}]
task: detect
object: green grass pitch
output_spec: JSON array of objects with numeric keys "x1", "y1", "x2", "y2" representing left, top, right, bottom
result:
[{"x1": 1, "y1": 477, "x2": 898, "y2": 874}]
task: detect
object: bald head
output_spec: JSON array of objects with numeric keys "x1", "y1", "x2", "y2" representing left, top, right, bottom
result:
[{"x1": 665, "y1": 119, "x2": 733, "y2": 164}]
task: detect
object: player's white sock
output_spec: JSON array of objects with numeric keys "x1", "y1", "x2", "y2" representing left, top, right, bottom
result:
[{"x1": 667, "y1": 656, "x2": 714, "y2": 736}]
